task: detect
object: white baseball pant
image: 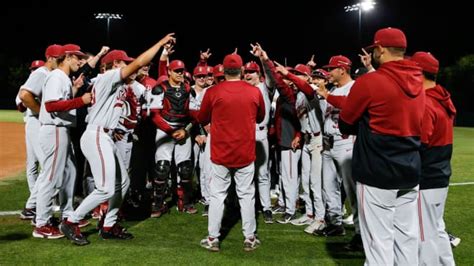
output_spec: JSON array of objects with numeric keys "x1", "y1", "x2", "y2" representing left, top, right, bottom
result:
[{"x1": 300, "y1": 134, "x2": 324, "y2": 219}]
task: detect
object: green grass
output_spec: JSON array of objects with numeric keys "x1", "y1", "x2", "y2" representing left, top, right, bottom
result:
[
  {"x1": 0, "y1": 108, "x2": 473, "y2": 265},
  {"x1": 0, "y1": 109, "x2": 24, "y2": 123}
]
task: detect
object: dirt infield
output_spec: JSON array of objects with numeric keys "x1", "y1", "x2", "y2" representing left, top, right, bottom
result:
[{"x1": 0, "y1": 122, "x2": 25, "y2": 179}]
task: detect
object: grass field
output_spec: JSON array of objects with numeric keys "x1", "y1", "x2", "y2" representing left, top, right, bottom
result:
[{"x1": 0, "y1": 110, "x2": 473, "y2": 265}]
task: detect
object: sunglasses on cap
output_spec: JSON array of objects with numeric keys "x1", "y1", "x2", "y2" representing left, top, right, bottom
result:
[
  {"x1": 195, "y1": 75, "x2": 206, "y2": 79},
  {"x1": 173, "y1": 69, "x2": 184, "y2": 74}
]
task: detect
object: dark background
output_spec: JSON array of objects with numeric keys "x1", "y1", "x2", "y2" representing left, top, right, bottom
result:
[{"x1": 1, "y1": 0, "x2": 473, "y2": 120}]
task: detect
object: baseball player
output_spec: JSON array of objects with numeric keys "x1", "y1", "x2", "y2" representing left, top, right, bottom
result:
[
  {"x1": 33, "y1": 44, "x2": 90, "y2": 239},
  {"x1": 18, "y1": 47, "x2": 62, "y2": 220},
  {"x1": 315, "y1": 55, "x2": 358, "y2": 240},
  {"x1": 149, "y1": 51, "x2": 197, "y2": 216},
  {"x1": 199, "y1": 53, "x2": 265, "y2": 252},
  {"x1": 277, "y1": 65, "x2": 327, "y2": 231},
  {"x1": 338, "y1": 28, "x2": 425, "y2": 265},
  {"x1": 189, "y1": 65, "x2": 211, "y2": 215},
  {"x1": 60, "y1": 33, "x2": 175, "y2": 246},
  {"x1": 243, "y1": 59, "x2": 274, "y2": 223},
  {"x1": 412, "y1": 52, "x2": 456, "y2": 265}
]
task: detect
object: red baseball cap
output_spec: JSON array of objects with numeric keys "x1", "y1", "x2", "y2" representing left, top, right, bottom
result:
[
  {"x1": 169, "y1": 60, "x2": 185, "y2": 71},
  {"x1": 244, "y1": 61, "x2": 260, "y2": 72},
  {"x1": 323, "y1": 55, "x2": 352, "y2": 70},
  {"x1": 311, "y1": 68, "x2": 330, "y2": 79},
  {"x1": 61, "y1": 44, "x2": 86, "y2": 58},
  {"x1": 291, "y1": 64, "x2": 311, "y2": 75},
  {"x1": 366, "y1": 27, "x2": 407, "y2": 50},
  {"x1": 206, "y1": 65, "x2": 214, "y2": 75},
  {"x1": 411, "y1": 51, "x2": 439, "y2": 74},
  {"x1": 213, "y1": 64, "x2": 224, "y2": 78},
  {"x1": 30, "y1": 60, "x2": 45, "y2": 70},
  {"x1": 45, "y1": 44, "x2": 63, "y2": 58},
  {"x1": 102, "y1": 50, "x2": 134, "y2": 64},
  {"x1": 193, "y1": 66, "x2": 208, "y2": 76},
  {"x1": 184, "y1": 71, "x2": 192, "y2": 82},
  {"x1": 223, "y1": 54, "x2": 243, "y2": 69}
]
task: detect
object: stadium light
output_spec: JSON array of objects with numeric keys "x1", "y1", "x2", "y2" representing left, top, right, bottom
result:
[
  {"x1": 94, "y1": 13, "x2": 123, "y2": 44},
  {"x1": 344, "y1": 1, "x2": 376, "y2": 45}
]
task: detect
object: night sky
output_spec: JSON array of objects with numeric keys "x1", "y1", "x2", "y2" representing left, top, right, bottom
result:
[{"x1": 2, "y1": 1, "x2": 472, "y2": 67}]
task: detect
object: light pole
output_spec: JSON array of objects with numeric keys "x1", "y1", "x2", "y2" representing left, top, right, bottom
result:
[
  {"x1": 94, "y1": 13, "x2": 123, "y2": 44},
  {"x1": 344, "y1": 0, "x2": 376, "y2": 46}
]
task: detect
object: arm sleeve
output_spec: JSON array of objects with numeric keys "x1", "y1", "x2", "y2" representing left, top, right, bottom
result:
[
  {"x1": 158, "y1": 60, "x2": 168, "y2": 78},
  {"x1": 197, "y1": 90, "x2": 212, "y2": 125},
  {"x1": 151, "y1": 109, "x2": 174, "y2": 135},
  {"x1": 286, "y1": 72, "x2": 314, "y2": 99},
  {"x1": 256, "y1": 90, "x2": 266, "y2": 123},
  {"x1": 261, "y1": 59, "x2": 276, "y2": 90},
  {"x1": 326, "y1": 94, "x2": 347, "y2": 109},
  {"x1": 421, "y1": 105, "x2": 436, "y2": 145},
  {"x1": 45, "y1": 97, "x2": 85, "y2": 112},
  {"x1": 264, "y1": 60, "x2": 295, "y2": 104}
]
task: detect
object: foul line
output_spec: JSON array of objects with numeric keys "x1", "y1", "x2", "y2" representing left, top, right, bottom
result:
[
  {"x1": 0, "y1": 210, "x2": 21, "y2": 216},
  {"x1": 450, "y1": 181, "x2": 474, "y2": 186}
]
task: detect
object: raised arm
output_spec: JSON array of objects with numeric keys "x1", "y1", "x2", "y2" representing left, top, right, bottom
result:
[{"x1": 121, "y1": 33, "x2": 175, "y2": 80}]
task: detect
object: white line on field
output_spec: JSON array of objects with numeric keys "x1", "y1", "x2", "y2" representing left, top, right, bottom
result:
[
  {"x1": 0, "y1": 210, "x2": 21, "y2": 216},
  {"x1": 450, "y1": 181, "x2": 474, "y2": 186}
]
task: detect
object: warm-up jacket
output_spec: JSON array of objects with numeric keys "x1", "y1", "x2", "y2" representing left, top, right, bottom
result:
[
  {"x1": 339, "y1": 60, "x2": 425, "y2": 189},
  {"x1": 420, "y1": 84, "x2": 456, "y2": 189}
]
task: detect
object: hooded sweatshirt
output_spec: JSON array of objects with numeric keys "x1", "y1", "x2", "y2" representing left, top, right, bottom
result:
[
  {"x1": 339, "y1": 60, "x2": 425, "y2": 189},
  {"x1": 420, "y1": 84, "x2": 456, "y2": 189}
]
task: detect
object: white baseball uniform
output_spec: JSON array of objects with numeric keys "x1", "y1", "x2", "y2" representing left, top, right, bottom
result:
[
  {"x1": 35, "y1": 69, "x2": 77, "y2": 227},
  {"x1": 68, "y1": 68, "x2": 130, "y2": 228}
]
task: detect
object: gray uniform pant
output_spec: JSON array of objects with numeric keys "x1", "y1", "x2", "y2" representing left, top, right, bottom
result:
[
  {"x1": 418, "y1": 187, "x2": 455, "y2": 266},
  {"x1": 208, "y1": 162, "x2": 256, "y2": 239},
  {"x1": 358, "y1": 182, "x2": 419, "y2": 266},
  {"x1": 36, "y1": 125, "x2": 76, "y2": 227},
  {"x1": 155, "y1": 128, "x2": 192, "y2": 164},
  {"x1": 194, "y1": 134, "x2": 211, "y2": 204},
  {"x1": 69, "y1": 125, "x2": 130, "y2": 227},
  {"x1": 280, "y1": 149, "x2": 301, "y2": 215},
  {"x1": 322, "y1": 141, "x2": 358, "y2": 232},
  {"x1": 24, "y1": 116, "x2": 43, "y2": 209},
  {"x1": 115, "y1": 133, "x2": 133, "y2": 171},
  {"x1": 300, "y1": 134, "x2": 324, "y2": 219},
  {"x1": 255, "y1": 129, "x2": 271, "y2": 211}
]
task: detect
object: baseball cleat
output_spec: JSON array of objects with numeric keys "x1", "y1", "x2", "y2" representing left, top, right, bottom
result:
[
  {"x1": 60, "y1": 221, "x2": 90, "y2": 246},
  {"x1": 200, "y1": 237, "x2": 220, "y2": 252},
  {"x1": 32, "y1": 225, "x2": 64, "y2": 239},
  {"x1": 243, "y1": 236, "x2": 261, "y2": 252},
  {"x1": 20, "y1": 208, "x2": 36, "y2": 220},
  {"x1": 263, "y1": 210, "x2": 273, "y2": 224},
  {"x1": 100, "y1": 224, "x2": 134, "y2": 240}
]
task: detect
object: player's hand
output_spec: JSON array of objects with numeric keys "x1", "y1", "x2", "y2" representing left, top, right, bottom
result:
[
  {"x1": 359, "y1": 48, "x2": 374, "y2": 71},
  {"x1": 159, "y1": 33, "x2": 176, "y2": 47},
  {"x1": 291, "y1": 136, "x2": 301, "y2": 150},
  {"x1": 204, "y1": 124, "x2": 210, "y2": 133},
  {"x1": 307, "y1": 54, "x2": 317, "y2": 68},
  {"x1": 98, "y1": 46, "x2": 110, "y2": 57},
  {"x1": 81, "y1": 92, "x2": 92, "y2": 104},
  {"x1": 72, "y1": 73, "x2": 85, "y2": 95},
  {"x1": 273, "y1": 61, "x2": 289, "y2": 76},
  {"x1": 172, "y1": 129, "x2": 186, "y2": 141},
  {"x1": 200, "y1": 48, "x2": 212, "y2": 61},
  {"x1": 195, "y1": 135, "x2": 206, "y2": 146},
  {"x1": 113, "y1": 130, "x2": 125, "y2": 141},
  {"x1": 315, "y1": 83, "x2": 329, "y2": 99}
]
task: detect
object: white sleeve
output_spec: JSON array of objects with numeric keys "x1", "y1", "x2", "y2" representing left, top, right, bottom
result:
[
  {"x1": 42, "y1": 74, "x2": 64, "y2": 102},
  {"x1": 21, "y1": 70, "x2": 48, "y2": 96}
]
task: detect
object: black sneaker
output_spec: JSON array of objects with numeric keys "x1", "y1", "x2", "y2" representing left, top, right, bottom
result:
[
  {"x1": 60, "y1": 221, "x2": 90, "y2": 246},
  {"x1": 100, "y1": 224, "x2": 134, "y2": 240},
  {"x1": 277, "y1": 213, "x2": 295, "y2": 224},
  {"x1": 263, "y1": 210, "x2": 273, "y2": 224},
  {"x1": 344, "y1": 234, "x2": 364, "y2": 251},
  {"x1": 20, "y1": 208, "x2": 36, "y2": 220},
  {"x1": 314, "y1": 224, "x2": 346, "y2": 236}
]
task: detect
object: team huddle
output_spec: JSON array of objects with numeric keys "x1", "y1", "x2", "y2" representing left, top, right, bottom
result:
[{"x1": 15, "y1": 27, "x2": 457, "y2": 265}]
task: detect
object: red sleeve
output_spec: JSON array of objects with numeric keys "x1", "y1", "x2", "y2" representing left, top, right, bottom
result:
[
  {"x1": 151, "y1": 109, "x2": 174, "y2": 135},
  {"x1": 421, "y1": 104, "x2": 436, "y2": 144},
  {"x1": 256, "y1": 90, "x2": 265, "y2": 123},
  {"x1": 197, "y1": 60, "x2": 207, "y2": 67},
  {"x1": 286, "y1": 72, "x2": 314, "y2": 99},
  {"x1": 198, "y1": 90, "x2": 212, "y2": 125},
  {"x1": 326, "y1": 94, "x2": 347, "y2": 109},
  {"x1": 158, "y1": 60, "x2": 168, "y2": 78},
  {"x1": 264, "y1": 60, "x2": 295, "y2": 104},
  {"x1": 45, "y1": 97, "x2": 85, "y2": 112},
  {"x1": 339, "y1": 79, "x2": 371, "y2": 125}
]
